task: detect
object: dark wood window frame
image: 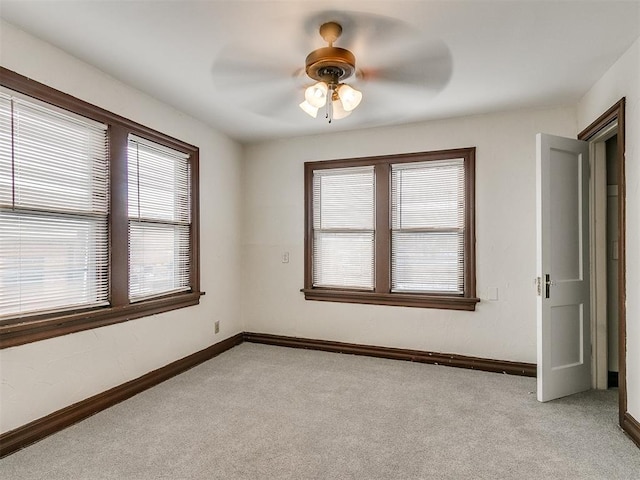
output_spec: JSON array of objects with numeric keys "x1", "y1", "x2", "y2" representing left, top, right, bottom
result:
[
  {"x1": 303, "y1": 147, "x2": 479, "y2": 311},
  {"x1": 0, "y1": 67, "x2": 202, "y2": 348}
]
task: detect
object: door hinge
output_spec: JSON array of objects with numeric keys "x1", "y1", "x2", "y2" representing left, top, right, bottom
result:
[{"x1": 536, "y1": 275, "x2": 553, "y2": 298}]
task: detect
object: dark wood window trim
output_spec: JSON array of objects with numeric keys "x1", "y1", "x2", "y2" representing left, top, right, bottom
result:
[
  {"x1": 0, "y1": 67, "x2": 202, "y2": 349},
  {"x1": 303, "y1": 148, "x2": 479, "y2": 310}
]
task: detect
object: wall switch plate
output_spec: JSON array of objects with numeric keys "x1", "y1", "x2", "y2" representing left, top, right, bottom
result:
[
  {"x1": 487, "y1": 287, "x2": 499, "y2": 301},
  {"x1": 214, "y1": 321, "x2": 220, "y2": 334}
]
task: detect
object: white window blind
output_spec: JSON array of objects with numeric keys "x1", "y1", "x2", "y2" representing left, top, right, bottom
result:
[
  {"x1": 0, "y1": 90, "x2": 109, "y2": 317},
  {"x1": 128, "y1": 135, "x2": 191, "y2": 301},
  {"x1": 391, "y1": 159, "x2": 465, "y2": 294},
  {"x1": 312, "y1": 166, "x2": 374, "y2": 289}
]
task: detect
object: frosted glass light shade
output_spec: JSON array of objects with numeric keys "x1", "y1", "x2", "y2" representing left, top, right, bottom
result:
[
  {"x1": 305, "y1": 82, "x2": 328, "y2": 108},
  {"x1": 337, "y1": 84, "x2": 362, "y2": 111},
  {"x1": 331, "y1": 99, "x2": 352, "y2": 120},
  {"x1": 299, "y1": 100, "x2": 319, "y2": 118}
]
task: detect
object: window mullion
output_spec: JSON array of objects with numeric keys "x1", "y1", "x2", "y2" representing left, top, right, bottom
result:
[
  {"x1": 374, "y1": 163, "x2": 390, "y2": 293},
  {"x1": 463, "y1": 150, "x2": 476, "y2": 298},
  {"x1": 188, "y1": 151, "x2": 199, "y2": 294},
  {"x1": 109, "y1": 124, "x2": 130, "y2": 307}
]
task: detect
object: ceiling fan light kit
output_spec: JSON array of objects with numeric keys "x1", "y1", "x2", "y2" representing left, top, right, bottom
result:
[
  {"x1": 304, "y1": 82, "x2": 328, "y2": 108},
  {"x1": 337, "y1": 84, "x2": 362, "y2": 111},
  {"x1": 299, "y1": 99, "x2": 320, "y2": 118},
  {"x1": 300, "y1": 21, "x2": 362, "y2": 123}
]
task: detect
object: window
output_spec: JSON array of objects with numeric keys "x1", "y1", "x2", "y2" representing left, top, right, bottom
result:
[
  {"x1": 0, "y1": 91, "x2": 109, "y2": 317},
  {"x1": 391, "y1": 159, "x2": 465, "y2": 294},
  {"x1": 0, "y1": 68, "x2": 201, "y2": 348},
  {"x1": 312, "y1": 166, "x2": 375, "y2": 290},
  {"x1": 127, "y1": 136, "x2": 191, "y2": 301},
  {"x1": 303, "y1": 148, "x2": 478, "y2": 310}
]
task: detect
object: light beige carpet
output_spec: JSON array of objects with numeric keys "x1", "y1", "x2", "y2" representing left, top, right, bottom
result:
[{"x1": 1, "y1": 343, "x2": 639, "y2": 479}]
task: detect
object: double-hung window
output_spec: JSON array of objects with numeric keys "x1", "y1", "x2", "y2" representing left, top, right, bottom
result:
[
  {"x1": 0, "y1": 91, "x2": 109, "y2": 317},
  {"x1": 0, "y1": 68, "x2": 201, "y2": 348},
  {"x1": 128, "y1": 136, "x2": 191, "y2": 301},
  {"x1": 303, "y1": 148, "x2": 478, "y2": 310},
  {"x1": 312, "y1": 166, "x2": 375, "y2": 290},
  {"x1": 391, "y1": 159, "x2": 466, "y2": 294}
]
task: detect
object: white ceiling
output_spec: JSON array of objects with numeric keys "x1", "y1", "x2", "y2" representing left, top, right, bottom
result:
[{"x1": 2, "y1": 1, "x2": 639, "y2": 144}]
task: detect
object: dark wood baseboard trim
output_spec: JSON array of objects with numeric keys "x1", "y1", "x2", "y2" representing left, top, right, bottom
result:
[
  {"x1": 243, "y1": 332, "x2": 536, "y2": 377},
  {"x1": 4, "y1": 331, "x2": 637, "y2": 458},
  {"x1": 623, "y1": 412, "x2": 640, "y2": 448},
  {"x1": 0, "y1": 333, "x2": 243, "y2": 458}
]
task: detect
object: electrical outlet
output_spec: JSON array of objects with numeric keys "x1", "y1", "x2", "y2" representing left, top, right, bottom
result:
[
  {"x1": 214, "y1": 321, "x2": 220, "y2": 334},
  {"x1": 282, "y1": 251, "x2": 290, "y2": 263}
]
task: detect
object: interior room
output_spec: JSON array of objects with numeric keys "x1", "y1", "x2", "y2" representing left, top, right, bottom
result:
[{"x1": 0, "y1": 1, "x2": 639, "y2": 477}]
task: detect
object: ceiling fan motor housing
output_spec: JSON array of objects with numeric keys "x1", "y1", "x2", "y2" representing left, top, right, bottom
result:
[{"x1": 305, "y1": 47, "x2": 356, "y2": 84}]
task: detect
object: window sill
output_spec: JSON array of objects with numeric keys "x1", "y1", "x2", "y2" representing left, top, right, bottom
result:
[
  {"x1": 301, "y1": 288, "x2": 479, "y2": 311},
  {"x1": 0, "y1": 291, "x2": 203, "y2": 349}
]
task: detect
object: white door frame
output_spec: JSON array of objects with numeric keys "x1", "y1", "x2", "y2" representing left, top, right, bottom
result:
[{"x1": 588, "y1": 121, "x2": 618, "y2": 390}]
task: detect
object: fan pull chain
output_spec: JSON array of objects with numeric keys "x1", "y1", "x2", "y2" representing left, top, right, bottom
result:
[{"x1": 326, "y1": 87, "x2": 334, "y2": 123}]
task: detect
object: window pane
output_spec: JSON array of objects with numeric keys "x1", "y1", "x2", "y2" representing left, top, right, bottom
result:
[
  {"x1": 313, "y1": 166, "x2": 374, "y2": 230},
  {"x1": 391, "y1": 159, "x2": 465, "y2": 294},
  {"x1": 0, "y1": 212, "x2": 109, "y2": 316},
  {"x1": 392, "y1": 159, "x2": 464, "y2": 229},
  {"x1": 128, "y1": 223, "x2": 190, "y2": 300},
  {"x1": 0, "y1": 93, "x2": 108, "y2": 214},
  {"x1": 128, "y1": 137, "x2": 190, "y2": 223},
  {"x1": 313, "y1": 231, "x2": 374, "y2": 289},
  {"x1": 128, "y1": 136, "x2": 191, "y2": 301},
  {"x1": 392, "y1": 231, "x2": 463, "y2": 293}
]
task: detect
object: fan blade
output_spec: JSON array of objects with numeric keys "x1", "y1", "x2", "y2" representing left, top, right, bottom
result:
[
  {"x1": 211, "y1": 45, "x2": 309, "y2": 120},
  {"x1": 212, "y1": 46, "x2": 300, "y2": 87},
  {"x1": 344, "y1": 40, "x2": 452, "y2": 126},
  {"x1": 359, "y1": 39, "x2": 453, "y2": 99},
  {"x1": 218, "y1": 75, "x2": 303, "y2": 119},
  {"x1": 211, "y1": 77, "x2": 300, "y2": 119}
]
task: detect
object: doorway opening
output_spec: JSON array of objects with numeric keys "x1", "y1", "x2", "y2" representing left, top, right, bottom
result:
[{"x1": 579, "y1": 98, "x2": 626, "y2": 426}]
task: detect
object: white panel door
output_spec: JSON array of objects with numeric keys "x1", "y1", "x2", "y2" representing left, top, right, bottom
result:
[{"x1": 536, "y1": 133, "x2": 591, "y2": 402}]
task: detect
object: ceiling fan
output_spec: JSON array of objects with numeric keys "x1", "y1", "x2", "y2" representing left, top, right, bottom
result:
[
  {"x1": 210, "y1": 11, "x2": 452, "y2": 126},
  {"x1": 299, "y1": 21, "x2": 363, "y2": 122}
]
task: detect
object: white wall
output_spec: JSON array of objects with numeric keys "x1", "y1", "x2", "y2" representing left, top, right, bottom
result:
[
  {"x1": 242, "y1": 106, "x2": 577, "y2": 363},
  {"x1": 0, "y1": 21, "x2": 244, "y2": 433},
  {"x1": 578, "y1": 37, "x2": 640, "y2": 421}
]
